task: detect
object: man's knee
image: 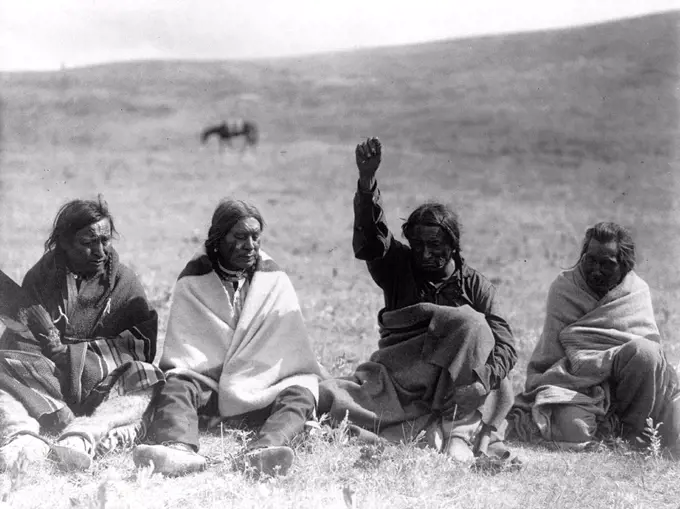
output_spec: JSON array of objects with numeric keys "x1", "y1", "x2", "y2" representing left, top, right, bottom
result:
[
  {"x1": 274, "y1": 385, "x2": 317, "y2": 417},
  {"x1": 149, "y1": 373, "x2": 213, "y2": 419},
  {"x1": 616, "y1": 338, "x2": 662, "y2": 370},
  {"x1": 551, "y1": 405, "x2": 597, "y2": 443}
]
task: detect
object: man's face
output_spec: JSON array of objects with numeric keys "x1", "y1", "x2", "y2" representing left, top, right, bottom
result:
[
  {"x1": 580, "y1": 238, "x2": 623, "y2": 297},
  {"x1": 408, "y1": 224, "x2": 453, "y2": 273},
  {"x1": 60, "y1": 218, "x2": 112, "y2": 277},
  {"x1": 218, "y1": 217, "x2": 261, "y2": 270}
]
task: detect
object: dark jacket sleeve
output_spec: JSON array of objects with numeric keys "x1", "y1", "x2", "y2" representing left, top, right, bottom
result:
[
  {"x1": 353, "y1": 179, "x2": 392, "y2": 261},
  {"x1": 353, "y1": 179, "x2": 410, "y2": 294},
  {"x1": 467, "y1": 273, "x2": 517, "y2": 391}
]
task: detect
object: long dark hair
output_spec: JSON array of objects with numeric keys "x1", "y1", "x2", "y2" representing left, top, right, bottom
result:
[
  {"x1": 45, "y1": 195, "x2": 117, "y2": 254},
  {"x1": 46, "y1": 195, "x2": 117, "y2": 301},
  {"x1": 578, "y1": 221, "x2": 636, "y2": 276},
  {"x1": 402, "y1": 202, "x2": 463, "y2": 268},
  {"x1": 204, "y1": 199, "x2": 265, "y2": 266}
]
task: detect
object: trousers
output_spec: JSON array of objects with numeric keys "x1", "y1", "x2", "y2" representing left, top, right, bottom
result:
[
  {"x1": 552, "y1": 338, "x2": 680, "y2": 446},
  {"x1": 145, "y1": 373, "x2": 316, "y2": 451}
]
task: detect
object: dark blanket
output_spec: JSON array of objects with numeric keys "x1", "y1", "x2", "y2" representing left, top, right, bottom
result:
[
  {"x1": 0, "y1": 249, "x2": 163, "y2": 427},
  {"x1": 318, "y1": 303, "x2": 499, "y2": 442}
]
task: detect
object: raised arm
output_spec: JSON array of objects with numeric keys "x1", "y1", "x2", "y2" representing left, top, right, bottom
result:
[
  {"x1": 352, "y1": 138, "x2": 411, "y2": 294},
  {"x1": 352, "y1": 137, "x2": 391, "y2": 260}
]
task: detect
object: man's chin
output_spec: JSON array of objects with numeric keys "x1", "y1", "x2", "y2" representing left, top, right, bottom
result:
[
  {"x1": 233, "y1": 258, "x2": 256, "y2": 270},
  {"x1": 417, "y1": 264, "x2": 446, "y2": 274},
  {"x1": 587, "y1": 281, "x2": 609, "y2": 296},
  {"x1": 77, "y1": 260, "x2": 106, "y2": 276}
]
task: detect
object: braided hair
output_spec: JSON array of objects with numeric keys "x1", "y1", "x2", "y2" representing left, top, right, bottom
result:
[{"x1": 401, "y1": 202, "x2": 463, "y2": 269}]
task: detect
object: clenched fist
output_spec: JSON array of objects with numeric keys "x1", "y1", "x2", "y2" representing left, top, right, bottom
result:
[{"x1": 355, "y1": 137, "x2": 381, "y2": 189}]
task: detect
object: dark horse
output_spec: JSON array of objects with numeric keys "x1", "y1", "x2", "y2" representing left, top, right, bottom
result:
[{"x1": 201, "y1": 119, "x2": 259, "y2": 152}]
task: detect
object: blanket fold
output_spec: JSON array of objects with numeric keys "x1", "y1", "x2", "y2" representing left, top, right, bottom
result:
[
  {"x1": 0, "y1": 250, "x2": 163, "y2": 424},
  {"x1": 160, "y1": 249, "x2": 322, "y2": 417},
  {"x1": 517, "y1": 269, "x2": 660, "y2": 440},
  {"x1": 317, "y1": 303, "x2": 497, "y2": 440}
]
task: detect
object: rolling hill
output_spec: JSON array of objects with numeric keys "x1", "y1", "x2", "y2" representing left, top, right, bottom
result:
[
  {"x1": 1, "y1": 10, "x2": 677, "y2": 163},
  {"x1": 1, "y1": 10, "x2": 680, "y2": 509}
]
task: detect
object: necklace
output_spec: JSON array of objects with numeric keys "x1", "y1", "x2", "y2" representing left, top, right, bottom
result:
[{"x1": 215, "y1": 261, "x2": 247, "y2": 282}]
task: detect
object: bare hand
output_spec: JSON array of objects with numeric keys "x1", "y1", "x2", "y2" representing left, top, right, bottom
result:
[
  {"x1": 24, "y1": 304, "x2": 55, "y2": 338},
  {"x1": 441, "y1": 381, "x2": 488, "y2": 418},
  {"x1": 355, "y1": 137, "x2": 382, "y2": 183},
  {"x1": 24, "y1": 304, "x2": 62, "y2": 350},
  {"x1": 453, "y1": 381, "x2": 488, "y2": 402}
]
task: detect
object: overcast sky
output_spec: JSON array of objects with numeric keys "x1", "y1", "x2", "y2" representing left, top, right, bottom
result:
[{"x1": 1, "y1": 0, "x2": 678, "y2": 71}]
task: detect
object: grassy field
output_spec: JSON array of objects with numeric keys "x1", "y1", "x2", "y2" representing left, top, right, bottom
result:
[{"x1": 0, "y1": 10, "x2": 679, "y2": 509}]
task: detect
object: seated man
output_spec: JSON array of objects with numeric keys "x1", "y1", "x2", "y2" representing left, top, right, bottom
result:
[
  {"x1": 133, "y1": 199, "x2": 323, "y2": 477},
  {"x1": 317, "y1": 138, "x2": 518, "y2": 462},
  {"x1": 0, "y1": 197, "x2": 163, "y2": 470},
  {"x1": 513, "y1": 222, "x2": 680, "y2": 453}
]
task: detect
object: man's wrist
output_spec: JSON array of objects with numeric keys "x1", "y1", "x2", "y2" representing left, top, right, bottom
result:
[
  {"x1": 358, "y1": 176, "x2": 376, "y2": 192},
  {"x1": 41, "y1": 328, "x2": 67, "y2": 356}
]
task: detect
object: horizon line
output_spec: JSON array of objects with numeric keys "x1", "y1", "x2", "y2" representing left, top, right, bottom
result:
[{"x1": 1, "y1": 8, "x2": 678, "y2": 74}]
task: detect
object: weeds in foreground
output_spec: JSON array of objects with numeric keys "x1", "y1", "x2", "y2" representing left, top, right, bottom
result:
[
  {"x1": 643, "y1": 417, "x2": 663, "y2": 461},
  {"x1": 1, "y1": 425, "x2": 680, "y2": 508},
  {"x1": 353, "y1": 443, "x2": 386, "y2": 471},
  {"x1": 342, "y1": 484, "x2": 356, "y2": 509},
  {"x1": 315, "y1": 411, "x2": 352, "y2": 447},
  {"x1": 0, "y1": 449, "x2": 29, "y2": 506}
]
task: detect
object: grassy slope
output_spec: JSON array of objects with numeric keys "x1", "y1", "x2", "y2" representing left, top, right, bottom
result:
[{"x1": 0, "y1": 10, "x2": 679, "y2": 509}]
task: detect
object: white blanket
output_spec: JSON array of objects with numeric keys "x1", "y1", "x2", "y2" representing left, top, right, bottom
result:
[{"x1": 160, "y1": 249, "x2": 321, "y2": 416}]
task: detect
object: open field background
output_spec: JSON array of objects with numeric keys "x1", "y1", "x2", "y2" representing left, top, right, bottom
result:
[{"x1": 0, "y1": 11, "x2": 679, "y2": 509}]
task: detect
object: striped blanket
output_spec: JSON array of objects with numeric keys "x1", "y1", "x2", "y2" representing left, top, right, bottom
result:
[{"x1": 0, "y1": 249, "x2": 163, "y2": 427}]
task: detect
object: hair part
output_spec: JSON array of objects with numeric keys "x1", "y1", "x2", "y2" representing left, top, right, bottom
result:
[
  {"x1": 45, "y1": 195, "x2": 117, "y2": 253},
  {"x1": 205, "y1": 199, "x2": 265, "y2": 263},
  {"x1": 579, "y1": 221, "x2": 636, "y2": 275}
]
